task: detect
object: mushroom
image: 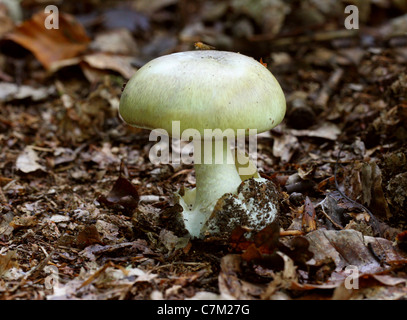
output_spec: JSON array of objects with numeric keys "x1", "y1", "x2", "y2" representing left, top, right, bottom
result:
[{"x1": 119, "y1": 50, "x2": 286, "y2": 238}]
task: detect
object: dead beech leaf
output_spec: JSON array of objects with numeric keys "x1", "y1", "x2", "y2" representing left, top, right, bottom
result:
[
  {"x1": 241, "y1": 243, "x2": 263, "y2": 262},
  {"x1": 272, "y1": 134, "x2": 299, "y2": 163},
  {"x1": 79, "y1": 240, "x2": 155, "y2": 261},
  {"x1": 231, "y1": 223, "x2": 295, "y2": 271},
  {"x1": 230, "y1": 222, "x2": 280, "y2": 255},
  {"x1": 90, "y1": 28, "x2": 139, "y2": 55},
  {"x1": 97, "y1": 176, "x2": 139, "y2": 213},
  {"x1": 82, "y1": 53, "x2": 137, "y2": 79},
  {"x1": 306, "y1": 229, "x2": 407, "y2": 284},
  {"x1": 5, "y1": 11, "x2": 90, "y2": 70},
  {"x1": 279, "y1": 236, "x2": 314, "y2": 271},
  {"x1": 218, "y1": 254, "x2": 264, "y2": 300},
  {"x1": 16, "y1": 146, "x2": 45, "y2": 173},
  {"x1": 0, "y1": 82, "x2": 55, "y2": 102},
  {"x1": 370, "y1": 274, "x2": 407, "y2": 287},
  {"x1": 288, "y1": 122, "x2": 341, "y2": 141},
  {"x1": 229, "y1": 226, "x2": 252, "y2": 251},
  {"x1": 9, "y1": 215, "x2": 37, "y2": 229},
  {"x1": 253, "y1": 223, "x2": 280, "y2": 254},
  {"x1": 0, "y1": 251, "x2": 18, "y2": 277},
  {"x1": 76, "y1": 224, "x2": 103, "y2": 249}
]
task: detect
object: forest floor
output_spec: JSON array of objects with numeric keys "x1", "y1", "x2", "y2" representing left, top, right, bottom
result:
[{"x1": 0, "y1": 0, "x2": 407, "y2": 300}]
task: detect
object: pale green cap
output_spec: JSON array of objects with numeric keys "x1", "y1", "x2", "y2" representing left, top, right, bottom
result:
[{"x1": 119, "y1": 50, "x2": 286, "y2": 137}]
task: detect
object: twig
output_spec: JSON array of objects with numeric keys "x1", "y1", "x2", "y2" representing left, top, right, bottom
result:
[
  {"x1": 79, "y1": 262, "x2": 113, "y2": 289},
  {"x1": 279, "y1": 230, "x2": 305, "y2": 236},
  {"x1": 27, "y1": 247, "x2": 56, "y2": 280}
]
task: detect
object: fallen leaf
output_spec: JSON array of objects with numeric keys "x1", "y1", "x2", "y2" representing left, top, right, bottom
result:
[
  {"x1": 79, "y1": 240, "x2": 156, "y2": 261},
  {"x1": 5, "y1": 11, "x2": 90, "y2": 70},
  {"x1": 279, "y1": 236, "x2": 314, "y2": 270},
  {"x1": 97, "y1": 176, "x2": 139, "y2": 214},
  {"x1": 288, "y1": 122, "x2": 341, "y2": 141},
  {"x1": 16, "y1": 146, "x2": 46, "y2": 173},
  {"x1": 306, "y1": 229, "x2": 407, "y2": 284},
  {"x1": 90, "y1": 28, "x2": 139, "y2": 55},
  {"x1": 0, "y1": 82, "x2": 55, "y2": 102},
  {"x1": 159, "y1": 229, "x2": 190, "y2": 252},
  {"x1": 75, "y1": 224, "x2": 103, "y2": 249},
  {"x1": 253, "y1": 223, "x2": 280, "y2": 254},
  {"x1": 82, "y1": 53, "x2": 137, "y2": 79},
  {"x1": 241, "y1": 243, "x2": 263, "y2": 262},
  {"x1": 218, "y1": 254, "x2": 265, "y2": 300},
  {"x1": 230, "y1": 223, "x2": 309, "y2": 272},
  {"x1": 272, "y1": 134, "x2": 299, "y2": 163},
  {"x1": 370, "y1": 274, "x2": 407, "y2": 286},
  {"x1": 0, "y1": 251, "x2": 18, "y2": 277},
  {"x1": 9, "y1": 215, "x2": 37, "y2": 229}
]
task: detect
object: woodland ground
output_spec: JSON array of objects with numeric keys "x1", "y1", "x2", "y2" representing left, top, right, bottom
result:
[{"x1": 0, "y1": 0, "x2": 406, "y2": 300}]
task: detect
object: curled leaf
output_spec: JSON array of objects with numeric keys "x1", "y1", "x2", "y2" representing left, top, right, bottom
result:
[
  {"x1": 97, "y1": 176, "x2": 139, "y2": 214},
  {"x1": 5, "y1": 11, "x2": 90, "y2": 70}
]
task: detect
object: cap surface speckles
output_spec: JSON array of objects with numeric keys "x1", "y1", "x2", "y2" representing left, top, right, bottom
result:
[{"x1": 119, "y1": 50, "x2": 286, "y2": 136}]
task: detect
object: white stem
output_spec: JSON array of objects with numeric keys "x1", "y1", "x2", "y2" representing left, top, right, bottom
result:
[
  {"x1": 194, "y1": 139, "x2": 241, "y2": 211},
  {"x1": 181, "y1": 139, "x2": 242, "y2": 237}
]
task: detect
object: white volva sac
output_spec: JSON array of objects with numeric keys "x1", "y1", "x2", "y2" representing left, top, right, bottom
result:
[{"x1": 119, "y1": 50, "x2": 286, "y2": 238}]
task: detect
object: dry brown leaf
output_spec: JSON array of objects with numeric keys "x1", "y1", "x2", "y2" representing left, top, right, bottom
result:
[
  {"x1": 90, "y1": 28, "x2": 139, "y2": 55},
  {"x1": 97, "y1": 176, "x2": 139, "y2": 214},
  {"x1": 75, "y1": 224, "x2": 104, "y2": 249},
  {"x1": 5, "y1": 11, "x2": 90, "y2": 70},
  {"x1": 9, "y1": 215, "x2": 37, "y2": 229},
  {"x1": 288, "y1": 122, "x2": 341, "y2": 141},
  {"x1": 306, "y1": 229, "x2": 407, "y2": 280},
  {"x1": 82, "y1": 53, "x2": 137, "y2": 79},
  {"x1": 16, "y1": 146, "x2": 46, "y2": 173},
  {"x1": 0, "y1": 82, "x2": 55, "y2": 102},
  {"x1": 0, "y1": 251, "x2": 18, "y2": 277},
  {"x1": 218, "y1": 254, "x2": 265, "y2": 300}
]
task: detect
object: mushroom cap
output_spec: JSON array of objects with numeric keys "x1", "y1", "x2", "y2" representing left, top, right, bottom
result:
[{"x1": 119, "y1": 50, "x2": 286, "y2": 138}]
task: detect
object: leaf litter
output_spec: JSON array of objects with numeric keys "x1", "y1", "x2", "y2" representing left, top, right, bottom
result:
[{"x1": 0, "y1": 0, "x2": 407, "y2": 300}]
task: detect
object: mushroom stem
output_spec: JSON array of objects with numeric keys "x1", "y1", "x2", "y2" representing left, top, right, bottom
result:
[{"x1": 181, "y1": 138, "x2": 242, "y2": 237}]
